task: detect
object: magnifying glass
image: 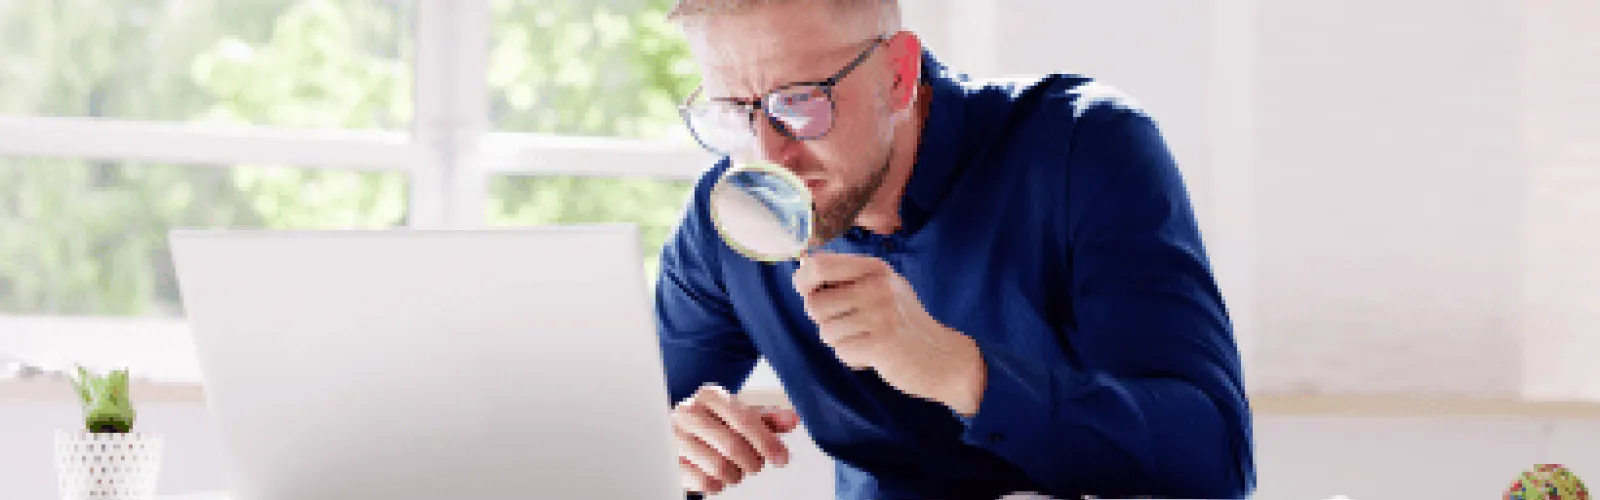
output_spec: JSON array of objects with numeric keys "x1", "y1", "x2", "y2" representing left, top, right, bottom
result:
[{"x1": 708, "y1": 159, "x2": 817, "y2": 263}]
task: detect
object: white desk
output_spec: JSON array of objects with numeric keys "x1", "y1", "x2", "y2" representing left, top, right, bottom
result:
[{"x1": 147, "y1": 493, "x2": 1352, "y2": 500}]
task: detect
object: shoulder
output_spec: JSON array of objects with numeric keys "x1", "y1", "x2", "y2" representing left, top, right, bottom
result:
[
  {"x1": 955, "y1": 74, "x2": 1169, "y2": 190},
  {"x1": 960, "y1": 73, "x2": 1152, "y2": 130},
  {"x1": 1048, "y1": 80, "x2": 1178, "y2": 201},
  {"x1": 1051, "y1": 79, "x2": 1168, "y2": 170},
  {"x1": 686, "y1": 156, "x2": 733, "y2": 221},
  {"x1": 955, "y1": 73, "x2": 1186, "y2": 228},
  {"x1": 955, "y1": 73, "x2": 1162, "y2": 165},
  {"x1": 1014, "y1": 79, "x2": 1190, "y2": 239},
  {"x1": 662, "y1": 157, "x2": 734, "y2": 268}
]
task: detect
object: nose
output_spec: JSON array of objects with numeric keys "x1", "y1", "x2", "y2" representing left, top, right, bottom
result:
[{"x1": 751, "y1": 111, "x2": 801, "y2": 167}]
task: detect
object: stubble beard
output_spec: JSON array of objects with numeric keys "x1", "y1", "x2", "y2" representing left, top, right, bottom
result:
[{"x1": 811, "y1": 148, "x2": 892, "y2": 244}]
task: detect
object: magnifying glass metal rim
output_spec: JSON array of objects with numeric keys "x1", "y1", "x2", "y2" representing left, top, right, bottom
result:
[{"x1": 708, "y1": 160, "x2": 815, "y2": 263}]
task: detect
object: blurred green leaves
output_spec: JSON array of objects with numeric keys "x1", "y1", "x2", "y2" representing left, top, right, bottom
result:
[
  {"x1": 190, "y1": 0, "x2": 413, "y2": 129},
  {"x1": 487, "y1": 0, "x2": 698, "y2": 140}
]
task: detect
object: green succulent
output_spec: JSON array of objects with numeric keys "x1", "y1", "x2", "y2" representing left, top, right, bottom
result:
[{"x1": 68, "y1": 365, "x2": 137, "y2": 433}]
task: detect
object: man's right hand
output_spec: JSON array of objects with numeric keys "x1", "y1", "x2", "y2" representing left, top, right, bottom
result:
[{"x1": 672, "y1": 384, "x2": 801, "y2": 495}]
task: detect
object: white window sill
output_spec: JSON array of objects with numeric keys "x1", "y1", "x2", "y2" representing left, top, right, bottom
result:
[
  {"x1": 0, "y1": 315, "x2": 201, "y2": 383},
  {"x1": 0, "y1": 314, "x2": 784, "y2": 389}
]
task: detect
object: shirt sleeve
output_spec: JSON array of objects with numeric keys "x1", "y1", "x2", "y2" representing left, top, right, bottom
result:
[
  {"x1": 956, "y1": 103, "x2": 1256, "y2": 499},
  {"x1": 655, "y1": 164, "x2": 762, "y2": 408}
]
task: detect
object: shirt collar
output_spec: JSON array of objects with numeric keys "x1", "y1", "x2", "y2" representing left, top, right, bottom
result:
[{"x1": 897, "y1": 49, "x2": 970, "y2": 234}]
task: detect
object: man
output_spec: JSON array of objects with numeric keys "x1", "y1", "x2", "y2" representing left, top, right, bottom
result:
[{"x1": 654, "y1": 1, "x2": 1255, "y2": 499}]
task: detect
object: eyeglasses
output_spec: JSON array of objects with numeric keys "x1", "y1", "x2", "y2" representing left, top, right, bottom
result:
[{"x1": 679, "y1": 35, "x2": 890, "y2": 156}]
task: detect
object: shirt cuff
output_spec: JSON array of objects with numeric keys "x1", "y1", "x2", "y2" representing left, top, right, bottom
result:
[{"x1": 959, "y1": 340, "x2": 1056, "y2": 459}]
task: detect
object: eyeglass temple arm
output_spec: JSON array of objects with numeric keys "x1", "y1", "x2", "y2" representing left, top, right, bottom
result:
[{"x1": 822, "y1": 35, "x2": 892, "y2": 87}]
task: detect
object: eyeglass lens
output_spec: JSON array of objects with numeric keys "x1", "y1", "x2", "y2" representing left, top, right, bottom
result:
[
  {"x1": 765, "y1": 85, "x2": 834, "y2": 140},
  {"x1": 688, "y1": 84, "x2": 835, "y2": 154}
]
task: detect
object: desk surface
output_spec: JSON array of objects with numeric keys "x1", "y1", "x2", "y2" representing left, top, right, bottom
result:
[
  {"x1": 157, "y1": 494, "x2": 230, "y2": 500},
  {"x1": 149, "y1": 492, "x2": 1352, "y2": 500},
  {"x1": 148, "y1": 492, "x2": 1359, "y2": 500}
]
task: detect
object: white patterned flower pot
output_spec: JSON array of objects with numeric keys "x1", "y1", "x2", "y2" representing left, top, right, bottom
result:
[{"x1": 55, "y1": 431, "x2": 164, "y2": 500}]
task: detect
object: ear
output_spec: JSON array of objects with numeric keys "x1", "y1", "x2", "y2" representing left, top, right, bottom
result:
[{"x1": 888, "y1": 31, "x2": 922, "y2": 110}]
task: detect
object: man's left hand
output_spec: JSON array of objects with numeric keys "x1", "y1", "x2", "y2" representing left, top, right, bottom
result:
[{"x1": 792, "y1": 251, "x2": 986, "y2": 416}]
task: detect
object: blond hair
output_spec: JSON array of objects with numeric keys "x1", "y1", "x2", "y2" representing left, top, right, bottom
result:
[{"x1": 667, "y1": 0, "x2": 901, "y2": 34}]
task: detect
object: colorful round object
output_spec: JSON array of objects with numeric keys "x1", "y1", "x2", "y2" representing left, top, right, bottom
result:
[{"x1": 1506, "y1": 464, "x2": 1589, "y2": 500}]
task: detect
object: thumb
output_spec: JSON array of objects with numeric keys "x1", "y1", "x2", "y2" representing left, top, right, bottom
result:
[{"x1": 758, "y1": 406, "x2": 801, "y2": 433}]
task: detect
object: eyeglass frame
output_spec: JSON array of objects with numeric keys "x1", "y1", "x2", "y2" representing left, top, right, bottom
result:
[{"x1": 678, "y1": 34, "x2": 894, "y2": 156}]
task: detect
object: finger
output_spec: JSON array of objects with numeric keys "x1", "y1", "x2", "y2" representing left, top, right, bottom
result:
[
  {"x1": 813, "y1": 294, "x2": 893, "y2": 346},
  {"x1": 799, "y1": 278, "x2": 864, "y2": 325},
  {"x1": 680, "y1": 455, "x2": 725, "y2": 495},
  {"x1": 816, "y1": 309, "x2": 888, "y2": 370},
  {"x1": 818, "y1": 320, "x2": 873, "y2": 347},
  {"x1": 827, "y1": 333, "x2": 879, "y2": 369},
  {"x1": 801, "y1": 274, "x2": 892, "y2": 327},
  {"x1": 674, "y1": 423, "x2": 742, "y2": 486},
  {"x1": 677, "y1": 399, "x2": 764, "y2": 480},
  {"x1": 794, "y1": 253, "x2": 884, "y2": 295},
  {"x1": 702, "y1": 393, "x2": 791, "y2": 467},
  {"x1": 759, "y1": 406, "x2": 802, "y2": 434},
  {"x1": 793, "y1": 253, "x2": 888, "y2": 297}
]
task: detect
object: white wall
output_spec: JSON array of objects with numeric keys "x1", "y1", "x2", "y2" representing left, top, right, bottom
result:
[
  {"x1": 1250, "y1": 0, "x2": 1526, "y2": 396},
  {"x1": 1517, "y1": 0, "x2": 1600, "y2": 401}
]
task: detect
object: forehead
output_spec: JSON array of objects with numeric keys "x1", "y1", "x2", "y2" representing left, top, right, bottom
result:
[{"x1": 684, "y1": 5, "x2": 873, "y2": 98}]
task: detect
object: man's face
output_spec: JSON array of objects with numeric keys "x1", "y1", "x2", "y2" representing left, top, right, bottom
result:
[{"x1": 683, "y1": 3, "x2": 907, "y2": 242}]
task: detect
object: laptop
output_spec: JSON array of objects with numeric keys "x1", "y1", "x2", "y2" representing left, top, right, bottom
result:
[{"x1": 168, "y1": 225, "x2": 680, "y2": 500}]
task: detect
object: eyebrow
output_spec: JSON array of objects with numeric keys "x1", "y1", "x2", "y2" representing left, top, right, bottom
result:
[{"x1": 703, "y1": 41, "x2": 873, "y2": 104}]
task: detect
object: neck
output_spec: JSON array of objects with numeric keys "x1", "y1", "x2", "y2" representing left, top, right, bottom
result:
[{"x1": 854, "y1": 82, "x2": 933, "y2": 235}]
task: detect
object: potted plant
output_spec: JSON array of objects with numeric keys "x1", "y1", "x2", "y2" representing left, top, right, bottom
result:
[{"x1": 56, "y1": 366, "x2": 164, "y2": 500}]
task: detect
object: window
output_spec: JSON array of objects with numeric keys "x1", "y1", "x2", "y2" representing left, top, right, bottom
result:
[{"x1": 0, "y1": 0, "x2": 715, "y2": 380}]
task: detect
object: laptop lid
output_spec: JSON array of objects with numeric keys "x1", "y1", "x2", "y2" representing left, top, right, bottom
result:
[{"x1": 169, "y1": 226, "x2": 679, "y2": 500}]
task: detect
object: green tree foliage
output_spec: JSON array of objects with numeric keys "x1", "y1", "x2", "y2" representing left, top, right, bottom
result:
[
  {"x1": 485, "y1": 0, "x2": 699, "y2": 280},
  {"x1": 0, "y1": 0, "x2": 699, "y2": 316}
]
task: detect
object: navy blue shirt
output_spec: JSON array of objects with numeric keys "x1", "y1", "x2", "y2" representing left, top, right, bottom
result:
[{"x1": 654, "y1": 50, "x2": 1255, "y2": 500}]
